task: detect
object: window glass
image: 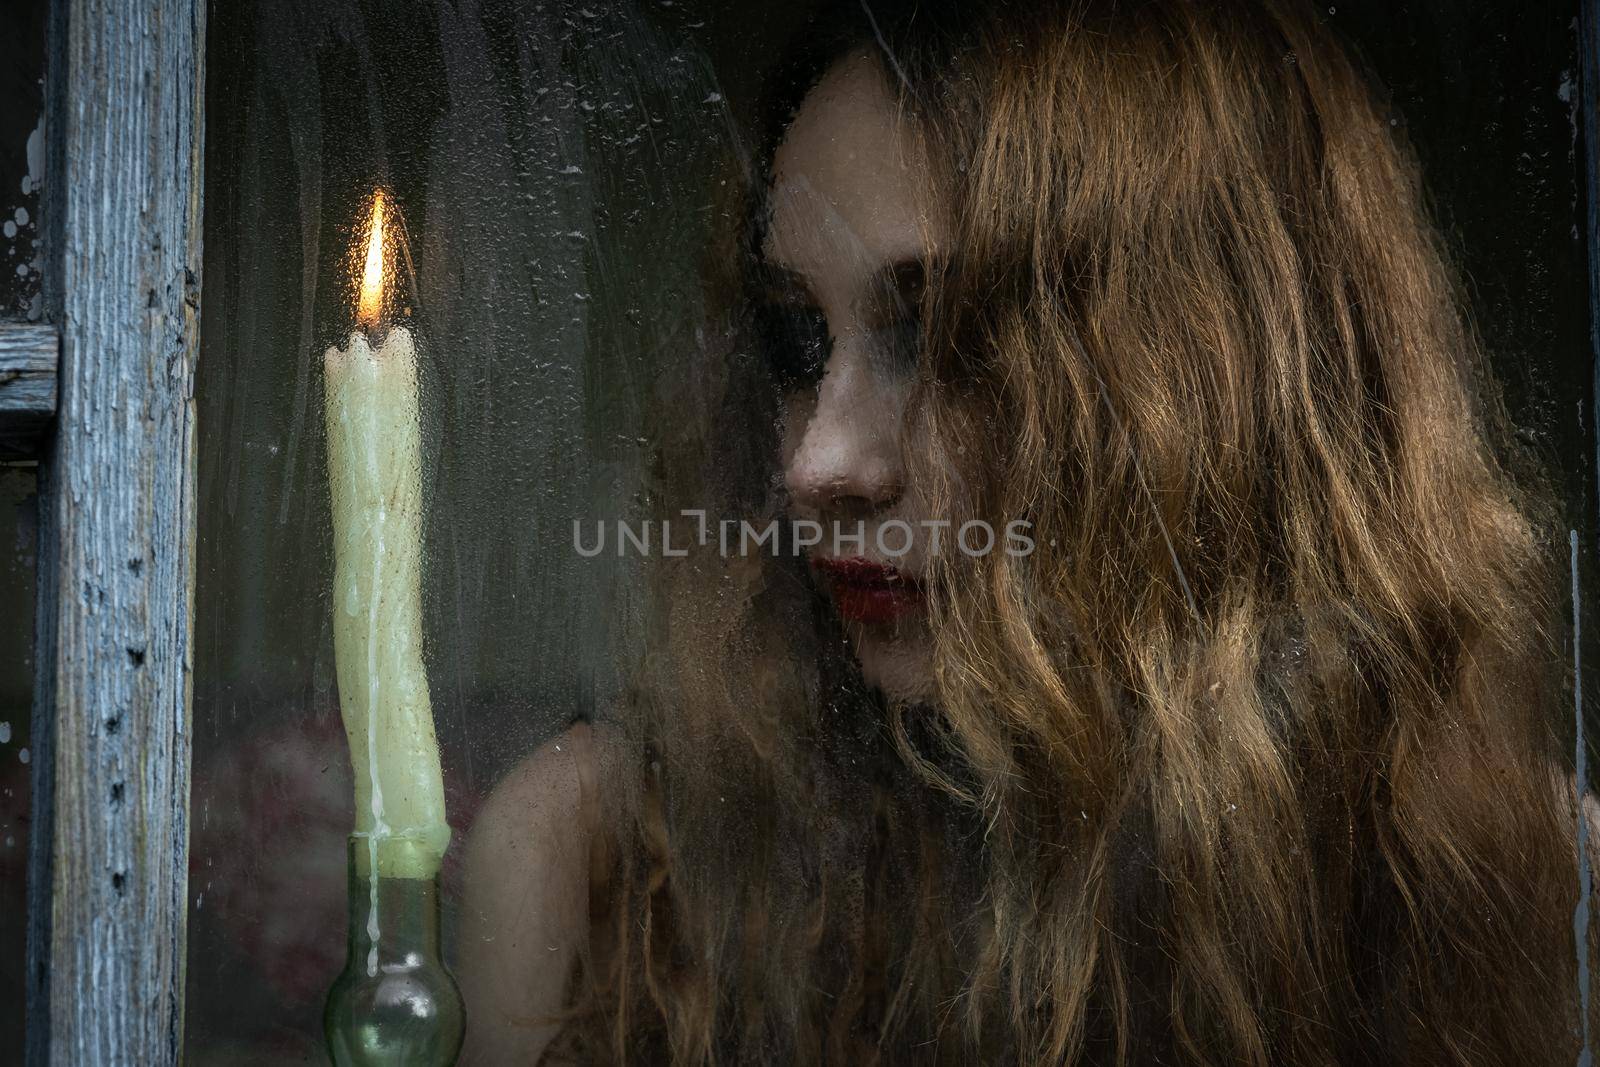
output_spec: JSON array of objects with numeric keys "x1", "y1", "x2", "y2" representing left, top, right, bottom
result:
[
  {"x1": 0, "y1": 0, "x2": 45, "y2": 1053},
  {"x1": 191, "y1": 1, "x2": 1599, "y2": 1062},
  {"x1": 0, "y1": 0, "x2": 43, "y2": 320},
  {"x1": 0, "y1": 467, "x2": 36, "y2": 1049}
]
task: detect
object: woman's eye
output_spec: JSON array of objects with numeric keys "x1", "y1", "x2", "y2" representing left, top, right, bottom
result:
[
  {"x1": 869, "y1": 312, "x2": 921, "y2": 372},
  {"x1": 755, "y1": 303, "x2": 831, "y2": 391}
]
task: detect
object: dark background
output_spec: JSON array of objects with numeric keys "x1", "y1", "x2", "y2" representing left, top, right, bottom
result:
[{"x1": 1, "y1": 0, "x2": 49, "y2": 1059}]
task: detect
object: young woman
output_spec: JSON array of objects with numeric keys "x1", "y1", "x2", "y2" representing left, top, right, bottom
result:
[{"x1": 462, "y1": 1, "x2": 1591, "y2": 1062}]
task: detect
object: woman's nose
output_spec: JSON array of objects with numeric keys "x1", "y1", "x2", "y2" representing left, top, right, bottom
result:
[{"x1": 783, "y1": 345, "x2": 905, "y2": 518}]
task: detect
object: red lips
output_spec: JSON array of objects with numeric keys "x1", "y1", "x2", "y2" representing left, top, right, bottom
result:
[{"x1": 810, "y1": 556, "x2": 924, "y2": 625}]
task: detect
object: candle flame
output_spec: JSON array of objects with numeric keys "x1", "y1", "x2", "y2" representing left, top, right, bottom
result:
[{"x1": 356, "y1": 191, "x2": 387, "y2": 329}]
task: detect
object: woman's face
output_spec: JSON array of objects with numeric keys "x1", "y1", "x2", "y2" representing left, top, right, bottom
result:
[{"x1": 761, "y1": 52, "x2": 946, "y2": 704}]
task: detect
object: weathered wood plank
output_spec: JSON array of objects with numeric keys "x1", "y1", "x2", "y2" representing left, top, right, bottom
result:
[
  {"x1": 0, "y1": 321, "x2": 59, "y2": 454},
  {"x1": 24, "y1": 0, "x2": 205, "y2": 1062}
]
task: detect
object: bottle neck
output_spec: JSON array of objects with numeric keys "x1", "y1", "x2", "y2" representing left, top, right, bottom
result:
[
  {"x1": 326, "y1": 836, "x2": 466, "y2": 1065},
  {"x1": 343, "y1": 839, "x2": 444, "y2": 967}
]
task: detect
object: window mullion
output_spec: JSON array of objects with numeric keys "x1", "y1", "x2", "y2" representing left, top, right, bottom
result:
[{"x1": 23, "y1": 0, "x2": 205, "y2": 1063}]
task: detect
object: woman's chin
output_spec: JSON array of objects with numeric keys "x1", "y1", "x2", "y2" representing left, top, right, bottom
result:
[{"x1": 850, "y1": 625, "x2": 936, "y2": 704}]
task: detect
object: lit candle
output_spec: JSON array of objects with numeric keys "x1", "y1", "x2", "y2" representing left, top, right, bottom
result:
[{"x1": 324, "y1": 191, "x2": 450, "y2": 880}]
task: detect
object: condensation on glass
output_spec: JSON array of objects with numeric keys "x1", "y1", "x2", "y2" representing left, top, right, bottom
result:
[
  {"x1": 188, "y1": 0, "x2": 1598, "y2": 1062},
  {"x1": 0, "y1": 1, "x2": 43, "y2": 321},
  {"x1": 0, "y1": 0, "x2": 45, "y2": 1051},
  {"x1": 192, "y1": 2, "x2": 779, "y2": 1059}
]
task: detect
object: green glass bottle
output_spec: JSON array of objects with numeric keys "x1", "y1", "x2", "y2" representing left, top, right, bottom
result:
[{"x1": 325, "y1": 837, "x2": 466, "y2": 1065}]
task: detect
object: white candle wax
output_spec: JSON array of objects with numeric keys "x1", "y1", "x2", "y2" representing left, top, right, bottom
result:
[{"x1": 323, "y1": 195, "x2": 449, "y2": 881}]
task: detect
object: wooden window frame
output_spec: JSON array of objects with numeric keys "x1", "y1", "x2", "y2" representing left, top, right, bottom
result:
[
  {"x1": 2, "y1": 0, "x2": 1597, "y2": 1062},
  {"x1": 16, "y1": 0, "x2": 204, "y2": 1063}
]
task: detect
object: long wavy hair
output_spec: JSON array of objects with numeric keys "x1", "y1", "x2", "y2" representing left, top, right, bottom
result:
[{"x1": 556, "y1": 1, "x2": 1589, "y2": 1063}]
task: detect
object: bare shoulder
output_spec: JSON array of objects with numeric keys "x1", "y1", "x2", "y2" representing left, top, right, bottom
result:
[
  {"x1": 475, "y1": 722, "x2": 602, "y2": 848},
  {"x1": 459, "y1": 722, "x2": 612, "y2": 1064},
  {"x1": 463, "y1": 723, "x2": 599, "y2": 921}
]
